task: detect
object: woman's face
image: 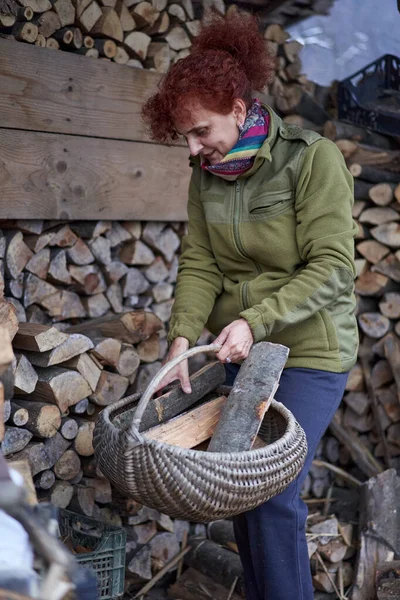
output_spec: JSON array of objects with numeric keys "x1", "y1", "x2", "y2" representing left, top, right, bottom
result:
[{"x1": 174, "y1": 99, "x2": 247, "y2": 166}]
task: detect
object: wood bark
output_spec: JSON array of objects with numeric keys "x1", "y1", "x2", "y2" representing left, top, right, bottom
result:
[{"x1": 208, "y1": 342, "x2": 289, "y2": 453}]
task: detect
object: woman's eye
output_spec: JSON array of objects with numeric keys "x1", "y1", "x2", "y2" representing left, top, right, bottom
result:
[{"x1": 197, "y1": 129, "x2": 207, "y2": 136}]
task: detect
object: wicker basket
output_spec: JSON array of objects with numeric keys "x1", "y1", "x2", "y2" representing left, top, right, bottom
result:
[{"x1": 93, "y1": 345, "x2": 307, "y2": 523}]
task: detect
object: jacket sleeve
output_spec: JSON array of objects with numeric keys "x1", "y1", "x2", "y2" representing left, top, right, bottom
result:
[
  {"x1": 167, "y1": 172, "x2": 224, "y2": 347},
  {"x1": 239, "y1": 138, "x2": 358, "y2": 342}
]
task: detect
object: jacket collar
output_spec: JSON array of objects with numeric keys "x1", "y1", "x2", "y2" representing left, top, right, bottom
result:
[{"x1": 189, "y1": 104, "x2": 283, "y2": 177}]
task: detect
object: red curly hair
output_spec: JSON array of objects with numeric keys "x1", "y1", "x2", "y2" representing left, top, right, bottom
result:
[{"x1": 142, "y1": 12, "x2": 274, "y2": 143}]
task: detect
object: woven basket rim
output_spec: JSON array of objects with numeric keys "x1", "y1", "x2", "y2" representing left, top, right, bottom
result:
[{"x1": 97, "y1": 396, "x2": 300, "y2": 461}]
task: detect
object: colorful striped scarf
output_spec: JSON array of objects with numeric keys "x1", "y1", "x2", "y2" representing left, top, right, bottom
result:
[{"x1": 202, "y1": 99, "x2": 270, "y2": 181}]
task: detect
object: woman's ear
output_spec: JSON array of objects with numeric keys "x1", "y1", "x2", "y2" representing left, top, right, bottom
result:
[{"x1": 232, "y1": 98, "x2": 247, "y2": 127}]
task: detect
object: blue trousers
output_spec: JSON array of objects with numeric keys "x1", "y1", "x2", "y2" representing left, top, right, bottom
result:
[{"x1": 224, "y1": 365, "x2": 348, "y2": 600}]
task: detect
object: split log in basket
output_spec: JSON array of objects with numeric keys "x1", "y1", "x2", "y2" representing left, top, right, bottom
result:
[{"x1": 208, "y1": 342, "x2": 289, "y2": 453}]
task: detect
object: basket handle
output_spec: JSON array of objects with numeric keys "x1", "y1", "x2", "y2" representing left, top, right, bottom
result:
[{"x1": 129, "y1": 343, "x2": 222, "y2": 437}]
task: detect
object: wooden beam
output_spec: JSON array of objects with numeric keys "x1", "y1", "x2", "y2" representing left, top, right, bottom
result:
[
  {"x1": 0, "y1": 37, "x2": 185, "y2": 145},
  {"x1": 0, "y1": 128, "x2": 190, "y2": 220}
]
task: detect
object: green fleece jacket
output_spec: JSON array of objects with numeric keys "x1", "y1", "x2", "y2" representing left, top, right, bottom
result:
[{"x1": 168, "y1": 106, "x2": 359, "y2": 372}]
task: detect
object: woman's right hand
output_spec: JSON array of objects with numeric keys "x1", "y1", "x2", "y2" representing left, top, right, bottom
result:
[{"x1": 154, "y1": 336, "x2": 192, "y2": 395}]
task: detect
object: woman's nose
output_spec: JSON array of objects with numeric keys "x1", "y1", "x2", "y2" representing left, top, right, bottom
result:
[{"x1": 187, "y1": 138, "x2": 203, "y2": 156}]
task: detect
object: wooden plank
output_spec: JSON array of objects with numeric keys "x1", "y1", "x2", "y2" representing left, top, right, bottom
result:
[
  {"x1": 0, "y1": 128, "x2": 190, "y2": 220},
  {"x1": 0, "y1": 38, "x2": 185, "y2": 145},
  {"x1": 144, "y1": 395, "x2": 227, "y2": 448}
]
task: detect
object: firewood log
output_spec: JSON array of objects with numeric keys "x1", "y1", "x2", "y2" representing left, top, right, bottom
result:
[
  {"x1": 344, "y1": 391, "x2": 370, "y2": 416},
  {"x1": 127, "y1": 545, "x2": 152, "y2": 580},
  {"x1": 5, "y1": 231, "x2": 33, "y2": 279},
  {"x1": 357, "y1": 240, "x2": 390, "y2": 265},
  {"x1": 60, "y1": 416, "x2": 79, "y2": 440},
  {"x1": 131, "y1": 0, "x2": 159, "y2": 28},
  {"x1": 34, "y1": 469, "x2": 56, "y2": 490},
  {"x1": 355, "y1": 272, "x2": 394, "y2": 297},
  {"x1": 81, "y1": 293, "x2": 110, "y2": 318},
  {"x1": 25, "y1": 248, "x2": 50, "y2": 279},
  {"x1": 13, "y1": 21, "x2": 38, "y2": 42},
  {"x1": 33, "y1": 10, "x2": 61, "y2": 36},
  {"x1": 144, "y1": 40, "x2": 170, "y2": 72},
  {"x1": 39, "y1": 290, "x2": 87, "y2": 320},
  {"x1": 328, "y1": 413, "x2": 383, "y2": 479},
  {"x1": 48, "y1": 249, "x2": 71, "y2": 284},
  {"x1": 349, "y1": 163, "x2": 400, "y2": 184},
  {"x1": 69, "y1": 398, "x2": 89, "y2": 415},
  {"x1": 72, "y1": 418, "x2": 95, "y2": 456},
  {"x1": 2, "y1": 426, "x2": 33, "y2": 456},
  {"x1": 12, "y1": 399, "x2": 61, "y2": 438},
  {"x1": 119, "y1": 239, "x2": 155, "y2": 265},
  {"x1": 143, "y1": 395, "x2": 226, "y2": 448},
  {"x1": 144, "y1": 8, "x2": 168, "y2": 34},
  {"x1": 379, "y1": 292, "x2": 400, "y2": 319},
  {"x1": 69, "y1": 485, "x2": 97, "y2": 516},
  {"x1": 67, "y1": 310, "x2": 163, "y2": 344},
  {"x1": 53, "y1": 448, "x2": 81, "y2": 480},
  {"x1": 0, "y1": 300, "x2": 18, "y2": 342},
  {"x1": 164, "y1": 24, "x2": 190, "y2": 50},
  {"x1": 324, "y1": 121, "x2": 398, "y2": 150},
  {"x1": 372, "y1": 254, "x2": 400, "y2": 283},
  {"x1": 116, "y1": 343, "x2": 140, "y2": 377},
  {"x1": 168, "y1": 567, "x2": 242, "y2": 600},
  {"x1": 358, "y1": 312, "x2": 391, "y2": 338},
  {"x1": 78, "y1": 0, "x2": 102, "y2": 31},
  {"x1": 9, "y1": 401, "x2": 29, "y2": 427},
  {"x1": 115, "y1": 0, "x2": 136, "y2": 31},
  {"x1": 359, "y1": 207, "x2": 399, "y2": 226},
  {"x1": 53, "y1": 0, "x2": 75, "y2": 25},
  {"x1": 24, "y1": 333, "x2": 93, "y2": 367},
  {"x1": 106, "y1": 282, "x2": 124, "y2": 312},
  {"x1": 32, "y1": 366, "x2": 92, "y2": 413},
  {"x1": 62, "y1": 351, "x2": 102, "y2": 392},
  {"x1": 66, "y1": 238, "x2": 94, "y2": 265},
  {"x1": 136, "y1": 334, "x2": 159, "y2": 363},
  {"x1": 91, "y1": 6, "x2": 123, "y2": 40},
  {"x1": 371, "y1": 223, "x2": 400, "y2": 248},
  {"x1": 89, "y1": 370, "x2": 128, "y2": 405},
  {"x1": 124, "y1": 30, "x2": 151, "y2": 59},
  {"x1": 103, "y1": 260, "x2": 129, "y2": 284},
  {"x1": 49, "y1": 480, "x2": 74, "y2": 508},
  {"x1": 89, "y1": 336, "x2": 122, "y2": 366},
  {"x1": 184, "y1": 539, "x2": 245, "y2": 597},
  {"x1": 383, "y1": 334, "x2": 400, "y2": 402},
  {"x1": 80, "y1": 476, "x2": 112, "y2": 503},
  {"x1": 114, "y1": 361, "x2": 226, "y2": 431},
  {"x1": 69, "y1": 264, "x2": 107, "y2": 294},
  {"x1": 208, "y1": 343, "x2": 289, "y2": 453},
  {"x1": 23, "y1": 273, "x2": 58, "y2": 307},
  {"x1": 352, "y1": 470, "x2": 398, "y2": 600}
]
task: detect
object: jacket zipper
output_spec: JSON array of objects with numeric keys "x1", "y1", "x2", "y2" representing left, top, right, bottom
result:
[{"x1": 233, "y1": 181, "x2": 263, "y2": 310}]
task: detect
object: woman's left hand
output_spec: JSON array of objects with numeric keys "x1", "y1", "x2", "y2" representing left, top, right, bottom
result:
[{"x1": 214, "y1": 318, "x2": 254, "y2": 364}]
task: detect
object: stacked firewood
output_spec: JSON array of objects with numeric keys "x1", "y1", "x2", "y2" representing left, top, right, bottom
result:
[
  {"x1": 234, "y1": 0, "x2": 335, "y2": 28},
  {"x1": 1, "y1": 314, "x2": 164, "y2": 513},
  {"x1": 322, "y1": 120, "x2": 400, "y2": 479},
  {"x1": 0, "y1": 0, "x2": 327, "y2": 115}
]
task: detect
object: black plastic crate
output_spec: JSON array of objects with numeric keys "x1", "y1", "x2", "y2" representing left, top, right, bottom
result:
[
  {"x1": 58, "y1": 509, "x2": 126, "y2": 600},
  {"x1": 337, "y1": 54, "x2": 400, "y2": 137}
]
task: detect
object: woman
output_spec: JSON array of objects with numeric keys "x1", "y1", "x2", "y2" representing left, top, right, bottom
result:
[{"x1": 142, "y1": 12, "x2": 358, "y2": 600}]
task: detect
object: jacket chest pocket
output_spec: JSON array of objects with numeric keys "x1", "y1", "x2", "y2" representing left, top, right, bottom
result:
[
  {"x1": 201, "y1": 191, "x2": 227, "y2": 223},
  {"x1": 249, "y1": 189, "x2": 293, "y2": 219}
]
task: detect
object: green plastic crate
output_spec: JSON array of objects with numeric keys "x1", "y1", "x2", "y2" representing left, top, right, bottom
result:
[{"x1": 58, "y1": 509, "x2": 126, "y2": 600}]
